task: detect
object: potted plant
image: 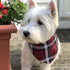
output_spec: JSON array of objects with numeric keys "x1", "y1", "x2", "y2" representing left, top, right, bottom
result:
[{"x1": 0, "y1": 0, "x2": 26, "y2": 70}]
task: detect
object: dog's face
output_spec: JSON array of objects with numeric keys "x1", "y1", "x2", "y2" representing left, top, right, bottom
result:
[{"x1": 20, "y1": 0, "x2": 58, "y2": 44}]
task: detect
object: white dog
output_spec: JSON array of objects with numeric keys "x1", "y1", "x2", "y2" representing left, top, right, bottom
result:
[{"x1": 20, "y1": 0, "x2": 61, "y2": 70}]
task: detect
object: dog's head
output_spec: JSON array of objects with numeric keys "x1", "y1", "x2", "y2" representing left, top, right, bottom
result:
[{"x1": 20, "y1": 0, "x2": 58, "y2": 44}]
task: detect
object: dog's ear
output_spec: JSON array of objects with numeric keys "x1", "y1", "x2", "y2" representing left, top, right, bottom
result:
[
  {"x1": 49, "y1": 0, "x2": 58, "y2": 28},
  {"x1": 49, "y1": 0, "x2": 57, "y2": 16},
  {"x1": 27, "y1": 0, "x2": 37, "y2": 10}
]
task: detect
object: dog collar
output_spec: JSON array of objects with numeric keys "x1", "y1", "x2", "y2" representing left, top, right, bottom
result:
[{"x1": 29, "y1": 34, "x2": 58, "y2": 64}]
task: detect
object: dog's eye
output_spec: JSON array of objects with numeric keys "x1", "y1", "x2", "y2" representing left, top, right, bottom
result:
[
  {"x1": 28, "y1": 19, "x2": 30, "y2": 23},
  {"x1": 37, "y1": 20, "x2": 43, "y2": 25}
]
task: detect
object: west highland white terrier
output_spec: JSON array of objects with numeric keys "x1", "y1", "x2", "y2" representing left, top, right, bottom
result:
[{"x1": 19, "y1": 0, "x2": 61, "y2": 70}]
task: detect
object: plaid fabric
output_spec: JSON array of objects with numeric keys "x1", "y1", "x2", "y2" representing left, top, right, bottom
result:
[{"x1": 29, "y1": 34, "x2": 58, "y2": 64}]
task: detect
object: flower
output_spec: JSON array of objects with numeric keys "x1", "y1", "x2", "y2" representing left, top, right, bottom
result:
[
  {"x1": 0, "y1": 1, "x2": 4, "y2": 8},
  {"x1": 0, "y1": 1, "x2": 7, "y2": 19},
  {"x1": 18, "y1": 0, "x2": 21, "y2": 2},
  {"x1": 2, "y1": 9, "x2": 7, "y2": 15},
  {"x1": 0, "y1": 15, "x2": 2, "y2": 19}
]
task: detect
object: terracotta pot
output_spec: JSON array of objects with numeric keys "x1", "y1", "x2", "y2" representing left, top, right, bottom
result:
[{"x1": 0, "y1": 24, "x2": 17, "y2": 70}]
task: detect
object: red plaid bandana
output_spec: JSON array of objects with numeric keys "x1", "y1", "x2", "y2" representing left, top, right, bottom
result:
[{"x1": 29, "y1": 34, "x2": 58, "y2": 64}]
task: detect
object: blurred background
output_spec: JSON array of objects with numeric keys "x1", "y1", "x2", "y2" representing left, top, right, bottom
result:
[{"x1": 2, "y1": 0, "x2": 70, "y2": 70}]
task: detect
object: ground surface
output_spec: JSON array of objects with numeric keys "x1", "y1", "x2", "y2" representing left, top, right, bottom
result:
[{"x1": 10, "y1": 29, "x2": 70, "y2": 70}]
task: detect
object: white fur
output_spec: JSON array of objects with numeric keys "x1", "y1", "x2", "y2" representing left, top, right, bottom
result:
[{"x1": 19, "y1": 0, "x2": 61, "y2": 70}]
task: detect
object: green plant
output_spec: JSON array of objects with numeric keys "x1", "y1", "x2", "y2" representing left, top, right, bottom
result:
[{"x1": 0, "y1": 0, "x2": 26, "y2": 25}]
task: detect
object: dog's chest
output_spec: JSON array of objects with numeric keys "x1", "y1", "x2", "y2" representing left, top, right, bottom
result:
[{"x1": 29, "y1": 34, "x2": 58, "y2": 64}]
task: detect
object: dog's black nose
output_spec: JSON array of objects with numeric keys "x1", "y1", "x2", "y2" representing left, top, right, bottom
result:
[{"x1": 23, "y1": 31, "x2": 30, "y2": 37}]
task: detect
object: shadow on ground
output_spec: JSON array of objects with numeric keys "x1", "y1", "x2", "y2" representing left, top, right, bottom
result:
[
  {"x1": 56, "y1": 29, "x2": 70, "y2": 42},
  {"x1": 10, "y1": 50, "x2": 21, "y2": 70}
]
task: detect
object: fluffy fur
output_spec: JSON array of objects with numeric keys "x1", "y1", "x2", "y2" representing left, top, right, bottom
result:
[{"x1": 19, "y1": 0, "x2": 61, "y2": 70}]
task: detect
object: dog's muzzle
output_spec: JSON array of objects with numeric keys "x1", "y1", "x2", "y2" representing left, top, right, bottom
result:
[{"x1": 23, "y1": 31, "x2": 30, "y2": 37}]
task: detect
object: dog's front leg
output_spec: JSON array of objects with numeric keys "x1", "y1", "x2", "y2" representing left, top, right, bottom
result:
[
  {"x1": 40, "y1": 64, "x2": 51, "y2": 70},
  {"x1": 21, "y1": 41, "x2": 33, "y2": 70}
]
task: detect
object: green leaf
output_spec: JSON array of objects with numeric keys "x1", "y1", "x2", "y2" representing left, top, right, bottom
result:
[{"x1": 0, "y1": 0, "x2": 27, "y2": 25}]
